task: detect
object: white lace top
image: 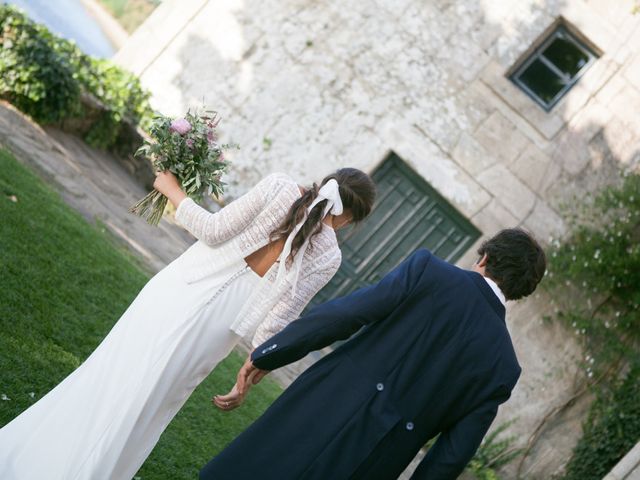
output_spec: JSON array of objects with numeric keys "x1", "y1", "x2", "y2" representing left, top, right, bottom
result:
[{"x1": 175, "y1": 173, "x2": 342, "y2": 347}]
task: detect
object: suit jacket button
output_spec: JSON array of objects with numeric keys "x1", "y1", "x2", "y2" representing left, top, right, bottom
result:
[
  {"x1": 376, "y1": 383, "x2": 384, "y2": 391},
  {"x1": 406, "y1": 422, "x2": 414, "y2": 431}
]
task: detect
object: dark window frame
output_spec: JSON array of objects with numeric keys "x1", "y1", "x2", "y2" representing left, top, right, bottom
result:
[{"x1": 510, "y1": 25, "x2": 599, "y2": 111}]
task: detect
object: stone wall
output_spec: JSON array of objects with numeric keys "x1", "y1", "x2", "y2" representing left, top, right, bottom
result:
[{"x1": 116, "y1": 1, "x2": 640, "y2": 477}]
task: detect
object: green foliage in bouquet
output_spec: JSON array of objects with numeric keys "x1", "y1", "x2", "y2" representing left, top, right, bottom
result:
[
  {"x1": 130, "y1": 111, "x2": 235, "y2": 225},
  {"x1": 545, "y1": 172, "x2": 640, "y2": 479},
  {"x1": 0, "y1": 5, "x2": 154, "y2": 149}
]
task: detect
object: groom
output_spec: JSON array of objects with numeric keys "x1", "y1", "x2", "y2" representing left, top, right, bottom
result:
[{"x1": 202, "y1": 228, "x2": 546, "y2": 479}]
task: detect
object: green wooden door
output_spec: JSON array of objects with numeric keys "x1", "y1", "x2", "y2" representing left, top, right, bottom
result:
[{"x1": 308, "y1": 153, "x2": 481, "y2": 308}]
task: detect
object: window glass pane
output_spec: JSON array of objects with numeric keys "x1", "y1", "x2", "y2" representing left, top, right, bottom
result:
[
  {"x1": 518, "y1": 59, "x2": 567, "y2": 105},
  {"x1": 541, "y1": 35, "x2": 590, "y2": 77}
]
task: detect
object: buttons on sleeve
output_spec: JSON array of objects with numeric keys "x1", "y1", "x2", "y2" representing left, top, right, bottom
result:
[
  {"x1": 406, "y1": 422, "x2": 414, "y2": 431},
  {"x1": 261, "y1": 344, "x2": 278, "y2": 354},
  {"x1": 376, "y1": 383, "x2": 384, "y2": 392}
]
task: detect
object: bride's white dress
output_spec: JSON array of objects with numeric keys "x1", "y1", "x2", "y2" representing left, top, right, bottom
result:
[
  {"x1": 0, "y1": 173, "x2": 342, "y2": 480},
  {"x1": 0, "y1": 253, "x2": 259, "y2": 480}
]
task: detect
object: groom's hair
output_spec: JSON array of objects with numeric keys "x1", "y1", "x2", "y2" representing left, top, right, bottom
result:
[{"x1": 478, "y1": 228, "x2": 546, "y2": 301}]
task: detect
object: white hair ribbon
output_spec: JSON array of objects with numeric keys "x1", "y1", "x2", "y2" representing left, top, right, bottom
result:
[{"x1": 276, "y1": 179, "x2": 343, "y2": 294}]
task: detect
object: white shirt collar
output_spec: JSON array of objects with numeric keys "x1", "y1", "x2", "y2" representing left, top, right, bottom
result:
[{"x1": 483, "y1": 276, "x2": 506, "y2": 306}]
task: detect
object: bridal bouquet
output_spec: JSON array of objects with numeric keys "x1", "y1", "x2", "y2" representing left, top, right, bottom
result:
[{"x1": 130, "y1": 110, "x2": 235, "y2": 225}]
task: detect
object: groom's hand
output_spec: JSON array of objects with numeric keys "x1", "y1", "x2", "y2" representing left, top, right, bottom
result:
[{"x1": 237, "y1": 355, "x2": 269, "y2": 395}]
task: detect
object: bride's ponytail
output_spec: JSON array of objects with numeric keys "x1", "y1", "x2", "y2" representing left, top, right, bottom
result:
[{"x1": 271, "y1": 168, "x2": 376, "y2": 263}]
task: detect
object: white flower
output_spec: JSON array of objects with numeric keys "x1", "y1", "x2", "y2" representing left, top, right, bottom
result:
[{"x1": 1, "y1": 394, "x2": 10, "y2": 401}]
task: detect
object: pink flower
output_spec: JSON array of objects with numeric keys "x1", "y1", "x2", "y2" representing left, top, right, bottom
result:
[
  {"x1": 185, "y1": 139, "x2": 194, "y2": 149},
  {"x1": 169, "y1": 118, "x2": 192, "y2": 135}
]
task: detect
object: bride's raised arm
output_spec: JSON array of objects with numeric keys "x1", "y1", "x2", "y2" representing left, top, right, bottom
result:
[{"x1": 155, "y1": 171, "x2": 289, "y2": 246}]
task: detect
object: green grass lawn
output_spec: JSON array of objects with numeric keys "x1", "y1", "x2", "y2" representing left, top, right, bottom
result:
[{"x1": 0, "y1": 148, "x2": 282, "y2": 478}]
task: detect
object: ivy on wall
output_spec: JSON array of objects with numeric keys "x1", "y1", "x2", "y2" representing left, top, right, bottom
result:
[{"x1": 545, "y1": 172, "x2": 640, "y2": 479}]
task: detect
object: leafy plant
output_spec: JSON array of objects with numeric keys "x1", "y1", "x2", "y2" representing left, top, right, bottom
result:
[
  {"x1": 545, "y1": 172, "x2": 640, "y2": 479},
  {"x1": 0, "y1": 5, "x2": 154, "y2": 150},
  {"x1": 421, "y1": 420, "x2": 522, "y2": 479},
  {"x1": 561, "y1": 363, "x2": 640, "y2": 480},
  {"x1": 466, "y1": 421, "x2": 523, "y2": 480},
  {"x1": 0, "y1": 6, "x2": 81, "y2": 123},
  {"x1": 546, "y1": 172, "x2": 640, "y2": 374}
]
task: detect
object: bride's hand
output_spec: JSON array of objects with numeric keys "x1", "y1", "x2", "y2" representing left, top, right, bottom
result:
[
  {"x1": 153, "y1": 171, "x2": 187, "y2": 207},
  {"x1": 212, "y1": 383, "x2": 247, "y2": 411}
]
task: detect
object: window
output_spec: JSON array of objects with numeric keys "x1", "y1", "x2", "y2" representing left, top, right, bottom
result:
[
  {"x1": 307, "y1": 153, "x2": 481, "y2": 309},
  {"x1": 510, "y1": 24, "x2": 599, "y2": 111}
]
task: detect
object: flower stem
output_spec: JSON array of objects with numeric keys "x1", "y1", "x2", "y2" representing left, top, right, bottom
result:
[{"x1": 129, "y1": 189, "x2": 169, "y2": 226}]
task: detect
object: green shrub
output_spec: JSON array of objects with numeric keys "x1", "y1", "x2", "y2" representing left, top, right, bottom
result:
[
  {"x1": 0, "y1": 7, "x2": 81, "y2": 123},
  {"x1": 0, "y1": 5, "x2": 154, "y2": 149},
  {"x1": 561, "y1": 364, "x2": 640, "y2": 480},
  {"x1": 469, "y1": 422, "x2": 522, "y2": 479},
  {"x1": 546, "y1": 172, "x2": 640, "y2": 479}
]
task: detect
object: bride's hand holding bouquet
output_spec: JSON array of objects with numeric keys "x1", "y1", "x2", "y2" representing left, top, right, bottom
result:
[{"x1": 130, "y1": 110, "x2": 236, "y2": 225}]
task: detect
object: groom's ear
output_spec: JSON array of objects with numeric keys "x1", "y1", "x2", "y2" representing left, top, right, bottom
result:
[{"x1": 477, "y1": 253, "x2": 489, "y2": 268}]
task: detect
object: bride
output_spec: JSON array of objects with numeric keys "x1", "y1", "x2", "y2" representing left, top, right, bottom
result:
[{"x1": 0, "y1": 168, "x2": 376, "y2": 479}]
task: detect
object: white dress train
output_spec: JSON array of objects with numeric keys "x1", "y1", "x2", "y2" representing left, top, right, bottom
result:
[{"x1": 0, "y1": 252, "x2": 260, "y2": 480}]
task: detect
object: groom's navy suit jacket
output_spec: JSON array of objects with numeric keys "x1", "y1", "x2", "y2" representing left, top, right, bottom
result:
[{"x1": 201, "y1": 249, "x2": 521, "y2": 480}]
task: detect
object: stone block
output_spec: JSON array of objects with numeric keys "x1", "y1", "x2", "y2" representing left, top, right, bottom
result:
[
  {"x1": 380, "y1": 121, "x2": 491, "y2": 218},
  {"x1": 595, "y1": 69, "x2": 628, "y2": 105},
  {"x1": 406, "y1": 99, "x2": 464, "y2": 154},
  {"x1": 475, "y1": 111, "x2": 531, "y2": 165},
  {"x1": 471, "y1": 199, "x2": 520, "y2": 235},
  {"x1": 552, "y1": 129, "x2": 591, "y2": 176},
  {"x1": 511, "y1": 145, "x2": 553, "y2": 192},
  {"x1": 624, "y1": 54, "x2": 640, "y2": 90},
  {"x1": 603, "y1": 115, "x2": 640, "y2": 165},
  {"x1": 523, "y1": 200, "x2": 566, "y2": 243},
  {"x1": 477, "y1": 164, "x2": 536, "y2": 220},
  {"x1": 114, "y1": 0, "x2": 209, "y2": 75},
  {"x1": 397, "y1": 2, "x2": 453, "y2": 51},
  {"x1": 608, "y1": 83, "x2": 640, "y2": 132},
  {"x1": 566, "y1": 97, "x2": 613, "y2": 142},
  {"x1": 435, "y1": 33, "x2": 491, "y2": 83},
  {"x1": 454, "y1": 83, "x2": 495, "y2": 133},
  {"x1": 479, "y1": 61, "x2": 566, "y2": 140},
  {"x1": 452, "y1": 132, "x2": 497, "y2": 175},
  {"x1": 539, "y1": 160, "x2": 563, "y2": 197}
]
